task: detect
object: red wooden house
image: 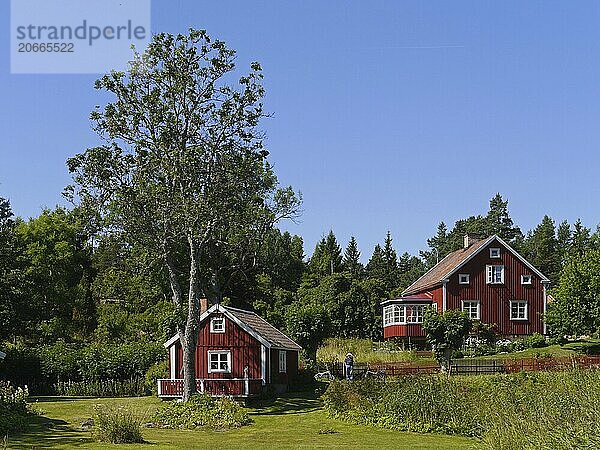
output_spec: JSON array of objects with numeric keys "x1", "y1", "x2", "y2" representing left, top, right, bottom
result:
[
  {"x1": 159, "y1": 303, "x2": 302, "y2": 398},
  {"x1": 383, "y1": 234, "x2": 550, "y2": 346}
]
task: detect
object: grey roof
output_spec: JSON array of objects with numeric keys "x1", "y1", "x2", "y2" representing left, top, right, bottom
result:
[{"x1": 225, "y1": 306, "x2": 302, "y2": 351}]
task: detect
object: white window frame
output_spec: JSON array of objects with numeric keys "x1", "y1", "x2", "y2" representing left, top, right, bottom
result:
[
  {"x1": 458, "y1": 274, "x2": 470, "y2": 284},
  {"x1": 207, "y1": 350, "x2": 231, "y2": 373},
  {"x1": 461, "y1": 300, "x2": 480, "y2": 320},
  {"x1": 510, "y1": 300, "x2": 528, "y2": 321},
  {"x1": 486, "y1": 265, "x2": 504, "y2": 284},
  {"x1": 521, "y1": 274, "x2": 532, "y2": 285},
  {"x1": 383, "y1": 304, "x2": 427, "y2": 325},
  {"x1": 210, "y1": 316, "x2": 225, "y2": 333},
  {"x1": 279, "y1": 350, "x2": 287, "y2": 373},
  {"x1": 490, "y1": 248, "x2": 501, "y2": 258}
]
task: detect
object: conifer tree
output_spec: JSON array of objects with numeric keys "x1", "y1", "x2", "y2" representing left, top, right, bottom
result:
[{"x1": 342, "y1": 236, "x2": 363, "y2": 278}]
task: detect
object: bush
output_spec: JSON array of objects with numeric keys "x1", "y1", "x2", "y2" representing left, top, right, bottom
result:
[
  {"x1": 92, "y1": 404, "x2": 144, "y2": 444},
  {"x1": 153, "y1": 393, "x2": 251, "y2": 430},
  {"x1": 0, "y1": 382, "x2": 34, "y2": 435},
  {"x1": 524, "y1": 333, "x2": 547, "y2": 349},
  {"x1": 144, "y1": 360, "x2": 169, "y2": 395},
  {"x1": 322, "y1": 370, "x2": 600, "y2": 448}
]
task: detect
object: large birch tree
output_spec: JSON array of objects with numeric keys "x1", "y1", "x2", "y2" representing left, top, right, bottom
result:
[{"x1": 65, "y1": 29, "x2": 300, "y2": 400}]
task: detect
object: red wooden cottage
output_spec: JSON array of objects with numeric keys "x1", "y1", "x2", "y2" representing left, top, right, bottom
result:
[
  {"x1": 159, "y1": 303, "x2": 302, "y2": 398},
  {"x1": 383, "y1": 234, "x2": 550, "y2": 346}
]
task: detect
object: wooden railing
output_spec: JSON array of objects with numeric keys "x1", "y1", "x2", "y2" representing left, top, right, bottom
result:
[{"x1": 158, "y1": 378, "x2": 263, "y2": 398}]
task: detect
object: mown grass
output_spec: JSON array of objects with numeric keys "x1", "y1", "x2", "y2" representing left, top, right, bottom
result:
[{"x1": 9, "y1": 394, "x2": 477, "y2": 449}]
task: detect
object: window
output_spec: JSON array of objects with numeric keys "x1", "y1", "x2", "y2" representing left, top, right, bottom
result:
[
  {"x1": 210, "y1": 317, "x2": 225, "y2": 333},
  {"x1": 486, "y1": 265, "x2": 504, "y2": 284},
  {"x1": 490, "y1": 248, "x2": 501, "y2": 258},
  {"x1": 458, "y1": 274, "x2": 470, "y2": 284},
  {"x1": 406, "y1": 305, "x2": 426, "y2": 323},
  {"x1": 462, "y1": 300, "x2": 480, "y2": 320},
  {"x1": 383, "y1": 304, "x2": 425, "y2": 325},
  {"x1": 510, "y1": 301, "x2": 528, "y2": 320},
  {"x1": 208, "y1": 350, "x2": 231, "y2": 373},
  {"x1": 521, "y1": 274, "x2": 532, "y2": 285},
  {"x1": 279, "y1": 350, "x2": 287, "y2": 373}
]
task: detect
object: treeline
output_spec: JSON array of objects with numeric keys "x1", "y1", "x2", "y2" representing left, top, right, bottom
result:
[{"x1": 1, "y1": 193, "x2": 600, "y2": 359}]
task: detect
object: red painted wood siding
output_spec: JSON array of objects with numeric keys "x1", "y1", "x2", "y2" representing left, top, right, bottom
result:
[
  {"x1": 383, "y1": 324, "x2": 426, "y2": 339},
  {"x1": 173, "y1": 313, "x2": 263, "y2": 380},
  {"x1": 269, "y1": 349, "x2": 299, "y2": 384},
  {"x1": 446, "y1": 239, "x2": 545, "y2": 336}
]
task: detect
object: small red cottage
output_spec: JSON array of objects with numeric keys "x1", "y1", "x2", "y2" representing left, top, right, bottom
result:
[
  {"x1": 383, "y1": 234, "x2": 550, "y2": 346},
  {"x1": 159, "y1": 303, "x2": 302, "y2": 398}
]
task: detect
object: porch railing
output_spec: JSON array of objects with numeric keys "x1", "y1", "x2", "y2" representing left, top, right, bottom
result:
[{"x1": 157, "y1": 378, "x2": 263, "y2": 398}]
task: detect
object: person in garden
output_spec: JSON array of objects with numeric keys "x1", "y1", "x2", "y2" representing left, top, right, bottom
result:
[{"x1": 344, "y1": 352, "x2": 354, "y2": 380}]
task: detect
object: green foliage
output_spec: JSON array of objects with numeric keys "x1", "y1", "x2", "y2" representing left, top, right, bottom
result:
[
  {"x1": 153, "y1": 393, "x2": 251, "y2": 430},
  {"x1": 0, "y1": 382, "x2": 33, "y2": 436},
  {"x1": 92, "y1": 404, "x2": 144, "y2": 443},
  {"x1": 524, "y1": 332, "x2": 547, "y2": 349},
  {"x1": 317, "y1": 338, "x2": 420, "y2": 364},
  {"x1": 55, "y1": 378, "x2": 146, "y2": 397},
  {"x1": 308, "y1": 231, "x2": 343, "y2": 277},
  {"x1": 423, "y1": 309, "x2": 472, "y2": 371},
  {"x1": 144, "y1": 360, "x2": 169, "y2": 395},
  {"x1": 546, "y1": 249, "x2": 600, "y2": 337},
  {"x1": 285, "y1": 300, "x2": 330, "y2": 358},
  {"x1": 323, "y1": 370, "x2": 600, "y2": 448}
]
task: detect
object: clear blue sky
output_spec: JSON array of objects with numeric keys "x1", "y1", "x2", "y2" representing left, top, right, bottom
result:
[{"x1": 1, "y1": 1, "x2": 600, "y2": 259}]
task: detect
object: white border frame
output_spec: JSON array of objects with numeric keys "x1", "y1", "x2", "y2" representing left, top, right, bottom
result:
[
  {"x1": 207, "y1": 350, "x2": 231, "y2": 373},
  {"x1": 521, "y1": 274, "x2": 532, "y2": 285},
  {"x1": 490, "y1": 247, "x2": 501, "y2": 258},
  {"x1": 458, "y1": 273, "x2": 470, "y2": 284},
  {"x1": 279, "y1": 350, "x2": 287, "y2": 373},
  {"x1": 509, "y1": 300, "x2": 528, "y2": 321},
  {"x1": 210, "y1": 316, "x2": 226, "y2": 333},
  {"x1": 461, "y1": 300, "x2": 480, "y2": 320}
]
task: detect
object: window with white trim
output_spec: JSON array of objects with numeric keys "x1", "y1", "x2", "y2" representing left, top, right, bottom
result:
[
  {"x1": 406, "y1": 305, "x2": 426, "y2": 323},
  {"x1": 458, "y1": 274, "x2": 470, "y2": 284},
  {"x1": 510, "y1": 301, "x2": 528, "y2": 320},
  {"x1": 521, "y1": 274, "x2": 532, "y2": 285},
  {"x1": 208, "y1": 350, "x2": 231, "y2": 373},
  {"x1": 210, "y1": 317, "x2": 225, "y2": 333},
  {"x1": 462, "y1": 300, "x2": 480, "y2": 320},
  {"x1": 490, "y1": 248, "x2": 501, "y2": 258},
  {"x1": 383, "y1": 304, "x2": 426, "y2": 325},
  {"x1": 486, "y1": 265, "x2": 504, "y2": 284},
  {"x1": 279, "y1": 350, "x2": 287, "y2": 373}
]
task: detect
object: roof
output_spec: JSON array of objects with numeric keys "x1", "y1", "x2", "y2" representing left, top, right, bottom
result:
[
  {"x1": 402, "y1": 235, "x2": 549, "y2": 296},
  {"x1": 164, "y1": 304, "x2": 302, "y2": 351}
]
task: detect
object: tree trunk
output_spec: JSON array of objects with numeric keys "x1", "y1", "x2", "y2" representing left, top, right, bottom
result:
[{"x1": 181, "y1": 235, "x2": 201, "y2": 401}]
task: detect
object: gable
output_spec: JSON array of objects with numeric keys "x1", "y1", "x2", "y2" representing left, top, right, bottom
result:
[{"x1": 403, "y1": 235, "x2": 549, "y2": 296}]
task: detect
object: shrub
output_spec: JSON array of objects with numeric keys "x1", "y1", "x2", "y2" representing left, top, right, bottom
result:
[
  {"x1": 144, "y1": 360, "x2": 169, "y2": 395},
  {"x1": 524, "y1": 332, "x2": 547, "y2": 349},
  {"x1": 92, "y1": 404, "x2": 144, "y2": 444},
  {"x1": 0, "y1": 382, "x2": 34, "y2": 435},
  {"x1": 322, "y1": 370, "x2": 600, "y2": 448},
  {"x1": 153, "y1": 393, "x2": 251, "y2": 430}
]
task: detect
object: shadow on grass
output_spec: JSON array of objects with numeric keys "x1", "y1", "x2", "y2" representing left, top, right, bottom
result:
[
  {"x1": 251, "y1": 391, "x2": 322, "y2": 416},
  {"x1": 7, "y1": 413, "x2": 94, "y2": 449}
]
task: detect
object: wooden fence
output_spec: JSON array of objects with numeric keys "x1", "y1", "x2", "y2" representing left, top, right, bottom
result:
[{"x1": 321, "y1": 355, "x2": 600, "y2": 379}]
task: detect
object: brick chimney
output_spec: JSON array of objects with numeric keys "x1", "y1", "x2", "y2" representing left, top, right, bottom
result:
[
  {"x1": 200, "y1": 298, "x2": 209, "y2": 315},
  {"x1": 463, "y1": 233, "x2": 482, "y2": 249}
]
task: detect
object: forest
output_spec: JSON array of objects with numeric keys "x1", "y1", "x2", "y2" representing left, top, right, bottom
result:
[{"x1": 1, "y1": 191, "x2": 599, "y2": 365}]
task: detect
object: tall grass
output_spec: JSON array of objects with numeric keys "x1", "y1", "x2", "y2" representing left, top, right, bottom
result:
[
  {"x1": 0, "y1": 382, "x2": 34, "y2": 436},
  {"x1": 54, "y1": 378, "x2": 145, "y2": 397},
  {"x1": 92, "y1": 404, "x2": 144, "y2": 444},
  {"x1": 322, "y1": 369, "x2": 600, "y2": 449},
  {"x1": 317, "y1": 338, "x2": 423, "y2": 364}
]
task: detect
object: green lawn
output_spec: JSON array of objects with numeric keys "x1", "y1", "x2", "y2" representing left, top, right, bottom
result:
[{"x1": 9, "y1": 393, "x2": 478, "y2": 449}]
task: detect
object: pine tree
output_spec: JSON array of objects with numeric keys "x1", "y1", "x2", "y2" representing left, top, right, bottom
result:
[
  {"x1": 308, "y1": 230, "x2": 342, "y2": 277},
  {"x1": 556, "y1": 220, "x2": 571, "y2": 265},
  {"x1": 485, "y1": 193, "x2": 522, "y2": 243},
  {"x1": 527, "y1": 215, "x2": 560, "y2": 283},
  {"x1": 342, "y1": 236, "x2": 363, "y2": 278},
  {"x1": 421, "y1": 222, "x2": 449, "y2": 267},
  {"x1": 570, "y1": 219, "x2": 591, "y2": 257},
  {"x1": 366, "y1": 244, "x2": 386, "y2": 281}
]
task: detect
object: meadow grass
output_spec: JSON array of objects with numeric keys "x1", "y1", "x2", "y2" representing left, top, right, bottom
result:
[
  {"x1": 9, "y1": 394, "x2": 477, "y2": 449},
  {"x1": 316, "y1": 338, "x2": 433, "y2": 364}
]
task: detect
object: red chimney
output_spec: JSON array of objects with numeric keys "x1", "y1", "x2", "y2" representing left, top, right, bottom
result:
[{"x1": 200, "y1": 298, "x2": 209, "y2": 315}]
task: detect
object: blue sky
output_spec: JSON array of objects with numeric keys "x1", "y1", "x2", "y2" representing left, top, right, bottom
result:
[{"x1": 1, "y1": 1, "x2": 600, "y2": 259}]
